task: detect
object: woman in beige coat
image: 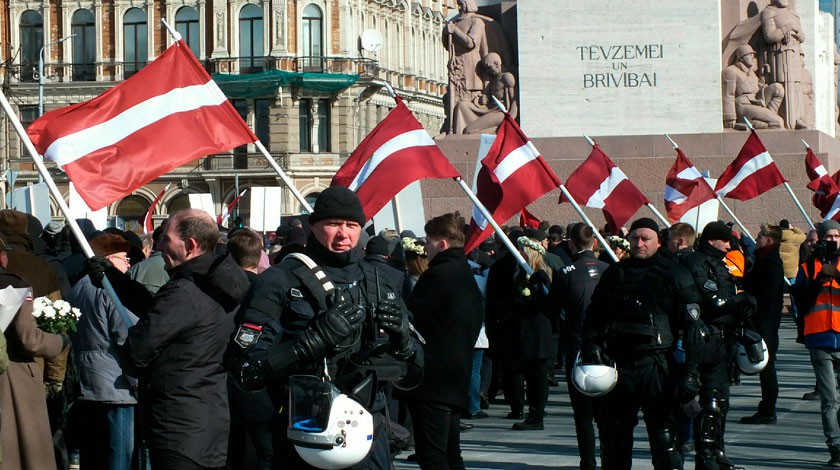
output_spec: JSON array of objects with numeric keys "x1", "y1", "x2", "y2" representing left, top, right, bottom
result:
[{"x1": 0, "y1": 272, "x2": 67, "y2": 470}]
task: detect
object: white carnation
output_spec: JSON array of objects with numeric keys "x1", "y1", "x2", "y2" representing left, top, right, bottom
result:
[
  {"x1": 32, "y1": 307, "x2": 43, "y2": 318},
  {"x1": 72, "y1": 308, "x2": 82, "y2": 319},
  {"x1": 33, "y1": 297, "x2": 49, "y2": 309},
  {"x1": 54, "y1": 300, "x2": 71, "y2": 315},
  {"x1": 43, "y1": 306, "x2": 57, "y2": 319}
]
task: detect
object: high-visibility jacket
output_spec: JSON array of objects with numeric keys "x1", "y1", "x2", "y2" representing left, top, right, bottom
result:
[{"x1": 800, "y1": 258, "x2": 840, "y2": 346}]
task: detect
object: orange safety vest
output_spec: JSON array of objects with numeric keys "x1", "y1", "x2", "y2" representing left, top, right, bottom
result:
[{"x1": 802, "y1": 258, "x2": 840, "y2": 336}]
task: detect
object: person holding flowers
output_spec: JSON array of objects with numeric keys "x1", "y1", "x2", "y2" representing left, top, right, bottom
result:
[{"x1": 0, "y1": 231, "x2": 69, "y2": 470}]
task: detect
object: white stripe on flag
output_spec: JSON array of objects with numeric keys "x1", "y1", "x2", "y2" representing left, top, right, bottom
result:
[
  {"x1": 493, "y1": 142, "x2": 540, "y2": 184},
  {"x1": 826, "y1": 198, "x2": 840, "y2": 220},
  {"x1": 664, "y1": 184, "x2": 687, "y2": 204},
  {"x1": 348, "y1": 129, "x2": 435, "y2": 191},
  {"x1": 472, "y1": 206, "x2": 488, "y2": 231},
  {"x1": 46, "y1": 82, "x2": 230, "y2": 166},
  {"x1": 586, "y1": 167, "x2": 627, "y2": 209},
  {"x1": 676, "y1": 166, "x2": 703, "y2": 180},
  {"x1": 815, "y1": 164, "x2": 829, "y2": 178},
  {"x1": 716, "y1": 151, "x2": 773, "y2": 197}
]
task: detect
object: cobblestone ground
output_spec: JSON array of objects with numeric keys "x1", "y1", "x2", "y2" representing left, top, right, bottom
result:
[{"x1": 395, "y1": 313, "x2": 831, "y2": 469}]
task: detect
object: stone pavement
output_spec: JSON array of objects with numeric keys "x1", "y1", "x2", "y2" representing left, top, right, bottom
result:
[{"x1": 395, "y1": 314, "x2": 831, "y2": 469}]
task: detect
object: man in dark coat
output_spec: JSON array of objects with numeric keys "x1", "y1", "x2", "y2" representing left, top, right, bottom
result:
[
  {"x1": 401, "y1": 213, "x2": 483, "y2": 469},
  {"x1": 741, "y1": 223, "x2": 785, "y2": 424},
  {"x1": 122, "y1": 209, "x2": 249, "y2": 469}
]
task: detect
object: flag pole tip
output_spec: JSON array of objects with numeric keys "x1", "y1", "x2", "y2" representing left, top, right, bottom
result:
[
  {"x1": 802, "y1": 139, "x2": 810, "y2": 149},
  {"x1": 665, "y1": 134, "x2": 678, "y2": 149},
  {"x1": 582, "y1": 134, "x2": 595, "y2": 146}
]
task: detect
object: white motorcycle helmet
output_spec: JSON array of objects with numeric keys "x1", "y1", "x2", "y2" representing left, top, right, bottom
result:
[
  {"x1": 287, "y1": 376, "x2": 374, "y2": 470},
  {"x1": 571, "y1": 352, "x2": 618, "y2": 397},
  {"x1": 735, "y1": 329, "x2": 769, "y2": 375}
]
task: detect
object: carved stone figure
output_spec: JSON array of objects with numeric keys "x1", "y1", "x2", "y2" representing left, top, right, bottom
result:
[
  {"x1": 216, "y1": 12, "x2": 225, "y2": 48},
  {"x1": 441, "y1": 0, "x2": 514, "y2": 136},
  {"x1": 761, "y1": 0, "x2": 806, "y2": 128},
  {"x1": 456, "y1": 52, "x2": 517, "y2": 135},
  {"x1": 722, "y1": 44, "x2": 784, "y2": 129},
  {"x1": 442, "y1": 0, "x2": 488, "y2": 135}
]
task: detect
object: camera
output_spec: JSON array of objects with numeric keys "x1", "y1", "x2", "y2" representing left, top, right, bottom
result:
[{"x1": 813, "y1": 240, "x2": 839, "y2": 263}]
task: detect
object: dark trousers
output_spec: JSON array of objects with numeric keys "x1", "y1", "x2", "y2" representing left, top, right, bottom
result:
[
  {"x1": 565, "y1": 353, "x2": 598, "y2": 470},
  {"x1": 227, "y1": 420, "x2": 272, "y2": 470},
  {"x1": 76, "y1": 402, "x2": 134, "y2": 470},
  {"x1": 502, "y1": 359, "x2": 549, "y2": 416},
  {"x1": 598, "y1": 354, "x2": 680, "y2": 470},
  {"x1": 150, "y1": 449, "x2": 223, "y2": 470},
  {"x1": 757, "y1": 327, "x2": 780, "y2": 415},
  {"x1": 405, "y1": 399, "x2": 464, "y2": 470}
]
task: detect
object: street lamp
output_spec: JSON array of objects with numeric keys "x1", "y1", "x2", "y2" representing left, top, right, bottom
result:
[{"x1": 39, "y1": 33, "x2": 75, "y2": 117}]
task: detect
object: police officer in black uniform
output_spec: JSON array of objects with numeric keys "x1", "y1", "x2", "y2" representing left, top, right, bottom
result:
[
  {"x1": 550, "y1": 223, "x2": 608, "y2": 470},
  {"x1": 582, "y1": 217, "x2": 706, "y2": 469},
  {"x1": 677, "y1": 221, "x2": 754, "y2": 470},
  {"x1": 225, "y1": 187, "x2": 422, "y2": 469}
]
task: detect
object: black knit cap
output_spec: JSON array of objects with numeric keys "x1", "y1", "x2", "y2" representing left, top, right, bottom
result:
[
  {"x1": 700, "y1": 221, "x2": 732, "y2": 243},
  {"x1": 629, "y1": 217, "x2": 659, "y2": 234},
  {"x1": 308, "y1": 186, "x2": 366, "y2": 226}
]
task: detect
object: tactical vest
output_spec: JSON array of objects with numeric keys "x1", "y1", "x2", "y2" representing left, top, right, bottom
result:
[
  {"x1": 280, "y1": 253, "x2": 407, "y2": 383},
  {"x1": 606, "y1": 260, "x2": 675, "y2": 355}
]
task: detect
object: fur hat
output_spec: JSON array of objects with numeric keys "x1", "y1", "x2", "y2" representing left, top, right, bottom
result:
[
  {"x1": 0, "y1": 209, "x2": 29, "y2": 237},
  {"x1": 90, "y1": 233, "x2": 131, "y2": 257}
]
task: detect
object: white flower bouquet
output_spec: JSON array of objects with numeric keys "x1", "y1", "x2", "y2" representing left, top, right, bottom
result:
[{"x1": 32, "y1": 297, "x2": 82, "y2": 334}]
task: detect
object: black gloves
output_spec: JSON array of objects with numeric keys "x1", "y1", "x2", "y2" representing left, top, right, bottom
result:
[
  {"x1": 297, "y1": 301, "x2": 366, "y2": 361},
  {"x1": 581, "y1": 342, "x2": 609, "y2": 365},
  {"x1": 84, "y1": 256, "x2": 112, "y2": 288},
  {"x1": 732, "y1": 292, "x2": 757, "y2": 320},
  {"x1": 677, "y1": 366, "x2": 700, "y2": 403},
  {"x1": 376, "y1": 301, "x2": 413, "y2": 358}
]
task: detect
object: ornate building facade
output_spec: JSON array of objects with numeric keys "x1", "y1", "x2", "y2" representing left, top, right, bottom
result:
[{"x1": 0, "y1": 0, "x2": 451, "y2": 230}]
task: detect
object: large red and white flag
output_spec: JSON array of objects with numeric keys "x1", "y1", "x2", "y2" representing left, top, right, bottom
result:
[
  {"x1": 560, "y1": 144, "x2": 649, "y2": 233},
  {"x1": 464, "y1": 114, "x2": 560, "y2": 253},
  {"x1": 714, "y1": 130, "x2": 786, "y2": 200},
  {"x1": 664, "y1": 149, "x2": 716, "y2": 222},
  {"x1": 331, "y1": 96, "x2": 459, "y2": 220},
  {"x1": 142, "y1": 184, "x2": 169, "y2": 234},
  {"x1": 218, "y1": 189, "x2": 247, "y2": 226},
  {"x1": 27, "y1": 40, "x2": 257, "y2": 211}
]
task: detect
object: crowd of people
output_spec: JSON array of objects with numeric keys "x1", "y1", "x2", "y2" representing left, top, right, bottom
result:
[{"x1": 0, "y1": 187, "x2": 837, "y2": 469}]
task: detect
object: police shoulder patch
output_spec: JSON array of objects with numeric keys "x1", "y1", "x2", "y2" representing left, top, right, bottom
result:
[
  {"x1": 234, "y1": 323, "x2": 263, "y2": 348},
  {"x1": 290, "y1": 288, "x2": 303, "y2": 298},
  {"x1": 703, "y1": 280, "x2": 718, "y2": 292}
]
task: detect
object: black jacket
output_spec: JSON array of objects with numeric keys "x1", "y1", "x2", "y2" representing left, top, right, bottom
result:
[
  {"x1": 743, "y1": 244, "x2": 784, "y2": 347},
  {"x1": 584, "y1": 252, "x2": 701, "y2": 362},
  {"x1": 122, "y1": 253, "x2": 248, "y2": 467},
  {"x1": 401, "y1": 248, "x2": 483, "y2": 409},
  {"x1": 550, "y1": 250, "x2": 608, "y2": 356},
  {"x1": 678, "y1": 243, "x2": 741, "y2": 326}
]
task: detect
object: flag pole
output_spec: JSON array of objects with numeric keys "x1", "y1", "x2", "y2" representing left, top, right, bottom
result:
[
  {"x1": 158, "y1": 20, "x2": 313, "y2": 215},
  {"x1": 743, "y1": 118, "x2": 815, "y2": 230},
  {"x1": 454, "y1": 177, "x2": 534, "y2": 276},
  {"x1": 0, "y1": 89, "x2": 135, "y2": 328},
  {"x1": 583, "y1": 133, "x2": 670, "y2": 228},
  {"x1": 380, "y1": 81, "x2": 404, "y2": 232},
  {"x1": 487, "y1": 98, "x2": 617, "y2": 262},
  {"x1": 665, "y1": 134, "x2": 754, "y2": 240}
]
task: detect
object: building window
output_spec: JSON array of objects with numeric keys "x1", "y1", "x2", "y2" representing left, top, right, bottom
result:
[
  {"x1": 19, "y1": 105, "x2": 38, "y2": 128},
  {"x1": 124, "y1": 8, "x2": 148, "y2": 78},
  {"x1": 239, "y1": 4, "x2": 264, "y2": 73},
  {"x1": 72, "y1": 9, "x2": 96, "y2": 81},
  {"x1": 19, "y1": 10, "x2": 43, "y2": 83},
  {"x1": 233, "y1": 99, "x2": 249, "y2": 169},
  {"x1": 302, "y1": 4, "x2": 323, "y2": 71},
  {"x1": 255, "y1": 99, "x2": 271, "y2": 150},
  {"x1": 303, "y1": 192, "x2": 320, "y2": 214},
  {"x1": 115, "y1": 195, "x2": 150, "y2": 233},
  {"x1": 175, "y1": 7, "x2": 200, "y2": 58},
  {"x1": 299, "y1": 99, "x2": 312, "y2": 152},
  {"x1": 317, "y1": 98, "x2": 330, "y2": 152}
]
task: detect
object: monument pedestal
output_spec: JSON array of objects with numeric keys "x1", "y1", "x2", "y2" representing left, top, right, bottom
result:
[{"x1": 427, "y1": 130, "x2": 840, "y2": 234}]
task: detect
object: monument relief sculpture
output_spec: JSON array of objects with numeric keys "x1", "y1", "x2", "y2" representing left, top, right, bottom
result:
[
  {"x1": 722, "y1": 44, "x2": 784, "y2": 129},
  {"x1": 761, "y1": 0, "x2": 807, "y2": 129},
  {"x1": 441, "y1": 0, "x2": 513, "y2": 135},
  {"x1": 456, "y1": 52, "x2": 517, "y2": 135}
]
